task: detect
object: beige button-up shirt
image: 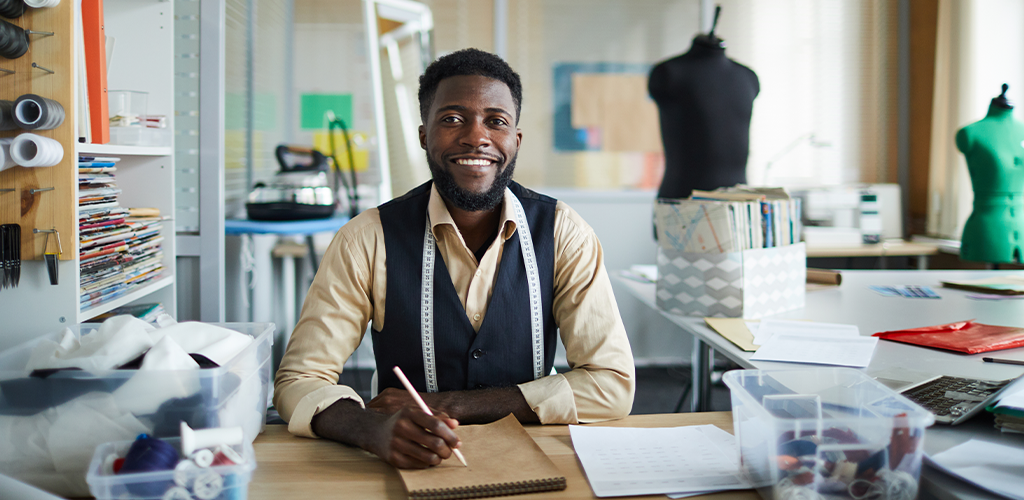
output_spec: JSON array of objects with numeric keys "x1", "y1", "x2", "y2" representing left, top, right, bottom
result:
[{"x1": 274, "y1": 185, "x2": 635, "y2": 438}]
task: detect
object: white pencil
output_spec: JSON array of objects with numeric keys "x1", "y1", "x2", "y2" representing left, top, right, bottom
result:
[{"x1": 391, "y1": 366, "x2": 468, "y2": 467}]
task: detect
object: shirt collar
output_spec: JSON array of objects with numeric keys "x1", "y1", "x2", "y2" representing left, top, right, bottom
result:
[{"x1": 427, "y1": 183, "x2": 518, "y2": 241}]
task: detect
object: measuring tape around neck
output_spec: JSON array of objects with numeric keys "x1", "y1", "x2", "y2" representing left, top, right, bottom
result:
[{"x1": 419, "y1": 189, "x2": 544, "y2": 392}]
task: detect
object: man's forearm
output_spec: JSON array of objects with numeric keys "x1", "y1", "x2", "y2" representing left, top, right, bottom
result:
[
  {"x1": 426, "y1": 386, "x2": 539, "y2": 425},
  {"x1": 311, "y1": 398, "x2": 387, "y2": 449}
]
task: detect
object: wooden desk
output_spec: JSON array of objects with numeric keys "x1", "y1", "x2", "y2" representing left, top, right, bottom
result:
[
  {"x1": 806, "y1": 241, "x2": 940, "y2": 269},
  {"x1": 250, "y1": 413, "x2": 759, "y2": 500}
]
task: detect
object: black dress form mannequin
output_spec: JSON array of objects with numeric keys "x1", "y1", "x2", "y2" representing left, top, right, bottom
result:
[{"x1": 648, "y1": 10, "x2": 759, "y2": 199}]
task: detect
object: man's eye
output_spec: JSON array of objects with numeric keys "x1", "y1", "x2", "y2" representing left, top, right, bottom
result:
[
  {"x1": 490, "y1": 118, "x2": 508, "y2": 126},
  {"x1": 441, "y1": 116, "x2": 461, "y2": 123}
]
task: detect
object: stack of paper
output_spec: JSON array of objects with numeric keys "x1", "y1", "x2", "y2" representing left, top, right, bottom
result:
[
  {"x1": 990, "y1": 376, "x2": 1024, "y2": 433},
  {"x1": 748, "y1": 320, "x2": 878, "y2": 367},
  {"x1": 78, "y1": 156, "x2": 165, "y2": 309},
  {"x1": 570, "y1": 424, "x2": 750, "y2": 498},
  {"x1": 927, "y1": 440, "x2": 1024, "y2": 500}
]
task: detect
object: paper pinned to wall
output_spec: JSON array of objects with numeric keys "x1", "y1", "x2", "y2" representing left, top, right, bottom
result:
[{"x1": 571, "y1": 73, "x2": 662, "y2": 153}]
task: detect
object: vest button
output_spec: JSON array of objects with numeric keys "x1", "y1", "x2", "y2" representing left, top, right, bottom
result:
[
  {"x1": 473, "y1": 313, "x2": 481, "y2": 322},
  {"x1": 472, "y1": 349, "x2": 484, "y2": 359}
]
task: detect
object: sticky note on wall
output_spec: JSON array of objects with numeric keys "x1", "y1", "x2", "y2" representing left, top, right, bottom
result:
[{"x1": 301, "y1": 94, "x2": 353, "y2": 130}]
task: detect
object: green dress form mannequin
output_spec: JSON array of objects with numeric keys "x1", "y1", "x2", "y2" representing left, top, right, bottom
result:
[{"x1": 957, "y1": 84, "x2": 1024, "y2": 264}]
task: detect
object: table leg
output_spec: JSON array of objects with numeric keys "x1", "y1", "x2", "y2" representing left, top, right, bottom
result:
[
  {"x1": 306, "y1": 235, "x2": 320, "y2": 272},
  {"x1": 281, "y1": 254, "x2": 296, "y2": 335},
  {"x1": 691, "y1": 337, "x2": 712, "y2": 412},
  {"x1": 252, "y1": 234, "x2": 275, "y2": 324},
  {"x1": 919, "y1": 255, "x2": 929, "y2": 270}
]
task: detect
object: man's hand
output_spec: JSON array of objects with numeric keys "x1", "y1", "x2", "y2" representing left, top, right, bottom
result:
[
  {"x1": 311, "y1": 398, "x2": 462, "y2": 469},
  {"x1": 368, "y1": 407, "x2": 462, "y2": 469},
  {"x1": 368, "y1": 386, "x2": 539, "y2": 424},
  {"x1": 367, "y1": 387, "x2": 423, "y2": 415}
]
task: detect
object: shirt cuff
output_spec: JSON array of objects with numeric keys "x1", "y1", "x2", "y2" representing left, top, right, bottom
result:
[
  {"x1": 518, "y1": 374, "x2": 579, "y2": 424},
  {"x1": 286, "y1": 385, "x2": 365, "y2": 438}
]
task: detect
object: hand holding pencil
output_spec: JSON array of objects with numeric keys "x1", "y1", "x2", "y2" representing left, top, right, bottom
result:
[{"x1": 393, "y1": 366, "x2": 469, "y2": 467}]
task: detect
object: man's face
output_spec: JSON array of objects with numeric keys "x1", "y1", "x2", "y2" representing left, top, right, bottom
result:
[{"x1": 420, "y1": 74, "x2": 522, "y2": 212}]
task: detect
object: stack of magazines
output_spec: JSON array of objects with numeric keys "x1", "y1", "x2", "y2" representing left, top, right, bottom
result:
[
  {"x1": 78, "y1": 156, "x2": 165, "y2": 309},
  {"x1": 90, "y1": 302, "x2": 167, "y2": 324}
]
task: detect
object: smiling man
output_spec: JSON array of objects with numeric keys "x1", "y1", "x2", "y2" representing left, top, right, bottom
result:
[{"x1": 274, "y1": 48, "x2": 635, "y2": 469}]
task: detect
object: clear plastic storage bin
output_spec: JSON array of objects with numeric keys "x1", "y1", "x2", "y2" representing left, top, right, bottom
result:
[
  {"x1": 108, "y1": 90, "x2": 148, "y2": 127},
  {"x1": 0, "y1": 322, "x2": 273, "y2": 497},
  {"x1": 723, "y1": 369, "x2": 934, "y2": 500},
  {"x1": 87, "y1": 437, "x2": 256, "y2": 500}
]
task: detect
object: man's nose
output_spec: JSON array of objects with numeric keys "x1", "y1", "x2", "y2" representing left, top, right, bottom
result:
[{"x1": 460, "y1": 120, "x2": 491, "y2": 148}]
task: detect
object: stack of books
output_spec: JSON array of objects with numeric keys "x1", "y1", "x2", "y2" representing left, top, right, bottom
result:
[
  {"x1": 655, "y1": 186, "x2": 802, "y2": 253},
  {"x1": 78, "y1": 156, "x2": 165, "y2": 309}
]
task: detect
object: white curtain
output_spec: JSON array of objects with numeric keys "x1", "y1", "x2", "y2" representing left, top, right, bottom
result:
[
  {"x1": 928, "y1": 0, "x2": 1024, "y2": 239},
  {"x1": 726, "y1": 0, "x2": 897, "y2": 189}
]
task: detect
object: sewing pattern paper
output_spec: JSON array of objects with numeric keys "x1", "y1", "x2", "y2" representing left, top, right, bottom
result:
[{"x1": 569, "y1": 424, "x2": 749, "y2": 497}]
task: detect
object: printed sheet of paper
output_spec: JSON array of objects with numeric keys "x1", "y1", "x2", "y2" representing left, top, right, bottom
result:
[
  {"x1": 927, "y1": 439, "x2": 1024, "y2": 500},
  {"x1": 570, "y1": 424, "x2": 749, "y2": 497},
  {"x1": 750, "y1": 333, "x2": 878, "y2": 367},
  {"x1": 753, "y1": 319, "x2": 859, "y2": 346}
]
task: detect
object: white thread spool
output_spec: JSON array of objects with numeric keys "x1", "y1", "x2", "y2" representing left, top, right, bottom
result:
[
  {"x1": 192, "y1": 469, "x2": 224, "y2": 500},
  {"x1": 11, "y1": 133, "x2": 63, "y2": 167},
  {"x1": 0, "y1": 138, "x2": 15, "y2": 171},
  {"x1": 162, "y1": 486, "x2": 192, "y2": 500},
  {"x1": 25, "y1": 0, "x2": 60, "y2": 7},
  {"x1": 173, "y1": 460, "x2": 197, "y2": 488},
  {"x1": 180, "y1": 421, "x2": 244, "y2": 457},
  {"x1": 191, "y1": 448, "x2": 215, "y2": 468}
]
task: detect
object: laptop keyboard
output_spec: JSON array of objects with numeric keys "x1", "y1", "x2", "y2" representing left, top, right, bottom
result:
[{"x1": 901, "y1": 376, "x2": 1010, "y2": 419}]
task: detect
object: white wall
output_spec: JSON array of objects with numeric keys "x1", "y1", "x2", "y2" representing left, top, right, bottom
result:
[{"x1": 545, "y1": 189, "x2": 693, "y2": 366}]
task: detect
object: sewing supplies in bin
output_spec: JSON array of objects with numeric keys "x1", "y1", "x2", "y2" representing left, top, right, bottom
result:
[
  {"x1": 772, "y1": 420, "x2": 921, "y2": 500},
  {"x1": 723, "y1": 369, "x2": 934, "y2": 500},
  {"x1": 95, "y1": 423, "x2": 248, "y2": 500}
]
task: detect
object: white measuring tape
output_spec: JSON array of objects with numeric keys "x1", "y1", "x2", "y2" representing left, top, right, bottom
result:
[{"x1": 420, "y1": 188, "x2": 544, "y2": 391}]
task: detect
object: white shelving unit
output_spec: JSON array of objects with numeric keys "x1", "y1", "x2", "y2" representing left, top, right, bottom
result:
[{"x1": 0, "y1": 0, "x2": 175, "y2": 350}]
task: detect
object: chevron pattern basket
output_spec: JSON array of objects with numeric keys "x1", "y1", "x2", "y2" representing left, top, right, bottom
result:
[{"x1": 655, "y1": 243, "x2": 806, "y2": 318}]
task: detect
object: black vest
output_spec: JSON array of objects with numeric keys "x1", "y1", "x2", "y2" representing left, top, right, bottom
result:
[{"x1": 373, "y1": 181, "x2": 557, "y2": 393}]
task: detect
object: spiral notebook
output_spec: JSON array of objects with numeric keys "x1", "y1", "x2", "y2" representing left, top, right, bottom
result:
[{"x1": 397, "y1": 414, "x2": 567, "y2": 500}]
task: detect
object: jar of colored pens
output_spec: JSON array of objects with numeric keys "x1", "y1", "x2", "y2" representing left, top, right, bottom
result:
[{"x1": 86, "y1": 422, "x2": 257, "y2": 500}]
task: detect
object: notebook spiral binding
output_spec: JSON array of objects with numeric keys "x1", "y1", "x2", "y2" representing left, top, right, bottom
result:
[{"x1": 409, "y1": 477, "x2": 567, "y2": 500}]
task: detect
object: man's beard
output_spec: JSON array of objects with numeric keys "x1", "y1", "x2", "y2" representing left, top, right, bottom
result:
[{"x1": 427, "y1": 153, "x2": 517, "y2": 212}]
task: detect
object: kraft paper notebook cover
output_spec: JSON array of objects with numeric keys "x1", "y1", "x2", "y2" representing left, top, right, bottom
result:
[{"x1": 397, "y1": 414, "x2": 566, "y2": 500}]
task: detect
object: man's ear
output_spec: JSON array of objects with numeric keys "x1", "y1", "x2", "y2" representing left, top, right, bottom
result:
[
  {"x1": 419, "y1": 125, "x2": 427, "y2": 150},
  {"x1": 516, "y1": 128, "x2": 522, "y2": 149}
]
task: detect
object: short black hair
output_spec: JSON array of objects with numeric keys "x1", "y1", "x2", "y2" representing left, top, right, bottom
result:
[{"x1": 418, "y1": 48, "x2": 523, "y2": 125}]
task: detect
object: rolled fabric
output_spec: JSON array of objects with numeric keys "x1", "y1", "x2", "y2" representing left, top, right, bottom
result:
[
  {"x1": 14, "y1": 94, "x2": 65, "y2": 130},
  {"x1": 0, "y1": 137, "x2": 15, "y2": 171},
  {"x1": 10, "y1": 133, "x2": 63, "y2": 167}
]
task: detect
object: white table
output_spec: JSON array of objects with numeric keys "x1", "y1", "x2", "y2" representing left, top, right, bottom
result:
[{"x1": 614, "y1": 270, "x2": 1024, "y2": 499}]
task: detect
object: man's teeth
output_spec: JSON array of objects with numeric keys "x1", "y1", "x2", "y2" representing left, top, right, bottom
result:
[{"x1": 455, "y1": 158, "x2": 491, "y2": 166}]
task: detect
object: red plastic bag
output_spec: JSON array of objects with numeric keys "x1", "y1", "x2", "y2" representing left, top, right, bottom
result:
[{"x1": 872, "y1": 320, "x2": 1024, "y2": 354}]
